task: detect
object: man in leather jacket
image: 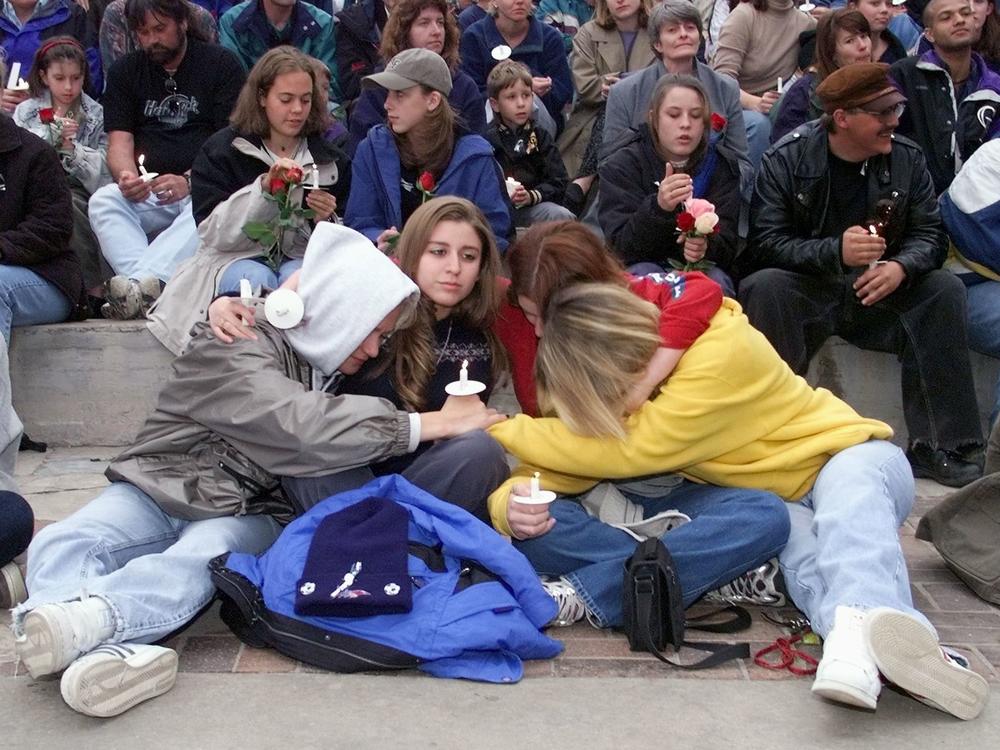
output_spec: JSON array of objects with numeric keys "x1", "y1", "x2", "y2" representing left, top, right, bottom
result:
[{"x1": 738, "y1": 62, "x2": 984, "y2": 488}]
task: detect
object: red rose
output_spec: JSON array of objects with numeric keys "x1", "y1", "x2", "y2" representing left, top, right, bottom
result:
[
  {"x1": 418, "y1": 171, "x2": 436, "y2": 193},
  {"x1": 676, "y1": 211, "x2": 696, "y2": 232},
  {"x1": 39, "y1": 108, "x2": 55, "y2": 124},
  {"x1": 268, "y1": 177, "x2": 287, "y2": 194},
  {"x1": 710, "y1": 113, "x2": 727, "y2": 132},
  {"x1": 284, "y1": 166, "x2": 304, "y2": 184}
]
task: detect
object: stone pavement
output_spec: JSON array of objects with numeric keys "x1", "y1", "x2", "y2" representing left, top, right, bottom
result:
[{"x1": 2, "y1": 447, "x2": 999, "y2": 746}]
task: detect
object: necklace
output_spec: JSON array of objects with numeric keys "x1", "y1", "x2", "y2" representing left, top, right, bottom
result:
[
  {"x1": 435, "y1": 319, "x2": 454, "y2": 367},
  {"x1": 265, "y1": 137, "x2": 302, "y2": 156}
]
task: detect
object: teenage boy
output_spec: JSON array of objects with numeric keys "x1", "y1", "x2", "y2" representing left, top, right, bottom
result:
[
  {"x1": 12, "y1": 224, "x2": 508, "y2": 719},
  {"x1": 485, "y1": 60, "x2": 575, "y2": 226}
]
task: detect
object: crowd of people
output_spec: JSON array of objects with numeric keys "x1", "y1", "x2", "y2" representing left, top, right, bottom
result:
[{"x1": 0, "y1": 0, "x2": 997, "y2": 725}]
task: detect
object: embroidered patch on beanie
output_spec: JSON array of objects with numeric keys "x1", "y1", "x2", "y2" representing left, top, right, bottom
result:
[{"x1": 295, "y1": 497, "x2": 413, "y2": 618}]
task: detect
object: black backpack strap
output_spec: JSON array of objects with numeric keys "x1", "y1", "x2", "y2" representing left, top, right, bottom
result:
[
  {"x1": 686, "y1": 605, "x2": 753, "y2": 633},
  {"x1": 636, "y1": 592, "x2": 751, "y2": 670}
]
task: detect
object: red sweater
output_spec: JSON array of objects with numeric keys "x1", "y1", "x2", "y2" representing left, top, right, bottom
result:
[{"x1": 494, "y1": 271, "x2": 724, "y2": 416}]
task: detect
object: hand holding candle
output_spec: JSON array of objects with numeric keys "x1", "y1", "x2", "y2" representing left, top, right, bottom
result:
[
  {"x1": 137, "y1": 154, "x2": 158, "y2": 182},
  {"x1": 445, "y1": 358, "x2": 485, "y2": 397}
]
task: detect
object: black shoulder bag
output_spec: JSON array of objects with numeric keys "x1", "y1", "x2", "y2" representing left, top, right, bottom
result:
[{"x1": 623, "y1": 538, "x2": 752, "y2": 669}]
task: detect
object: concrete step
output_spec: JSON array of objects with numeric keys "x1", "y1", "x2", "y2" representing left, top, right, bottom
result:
[{"x1": 8, "y1": 320, "x2": 999, "y2": 447}]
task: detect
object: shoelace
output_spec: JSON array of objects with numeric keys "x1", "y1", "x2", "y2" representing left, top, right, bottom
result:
[
  {"x1": 543, "y1": 580, "x2": 587, "y2": 626},
  {"x1": 708, "y1": 566, "x2": 784, "y2": 606}
]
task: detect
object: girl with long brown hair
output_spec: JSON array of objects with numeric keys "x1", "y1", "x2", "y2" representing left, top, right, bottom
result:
[
  {"x1": 598, "y1": 74, "x2": 743, "y2": 294},
  {"x1": 348, "y1": 0, "x2": 487, "y2": 148},
  {"x1": 147, "y1": 46, "x2": 349, "y2": 354},
  {"x1": 344, "y1": 48, "x2": 512, "y2": 252}
]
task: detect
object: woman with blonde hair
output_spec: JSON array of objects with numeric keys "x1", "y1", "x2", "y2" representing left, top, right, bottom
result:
[
  {"x1": 147, "y1": 45, "x2": 350, "y2": 355},
  {"x1": 348, "y1": 0, "x2": 486, "y2": 151},
  {"x1": 345, "y1": 48, "x2": 511, "y2": 251},
  {"x1": 489, "y1": 281, "x2": 990, "y2": 720}
]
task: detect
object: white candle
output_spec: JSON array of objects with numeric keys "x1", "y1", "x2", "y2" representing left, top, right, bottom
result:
[
  {"x1": 138, "y1": 154, "x2": 148, "y2": 176},
  {"x1": 459, "y1": 359, "x2": 468, "y2": 384},
  {"x1": 7, "y1": 62, "x2": 20, "y2": 89},
  {"x1": 311, "y1": 165, "x2": 320, "y2": 189},
  {"x1": 868, "y1": 225, "x2": 880, "y2": 270},
  {"x1": 530, "y1": 472, "x2": 541, "y2": 499}
]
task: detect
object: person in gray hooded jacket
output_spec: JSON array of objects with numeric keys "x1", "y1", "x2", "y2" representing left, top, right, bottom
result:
[{"x1": 11, "y1": 223, "x2": 509, "y2": 719}]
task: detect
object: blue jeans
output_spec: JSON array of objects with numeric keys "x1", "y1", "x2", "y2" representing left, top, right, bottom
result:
[
  {"x1": 217, "y1": 258, "x2": 304, "y2": 294},
  {"x1": 779, "y1": 440, "x2": 932, "y2": 638},
  {"x1": 0, "y1": 490, "x2": 33, "y2": 564},
  {"x1": 514, "y1": 480, "x2": 789, "y2": 627},
  {"x1": 13, "y1": 482, "x2": 282, "y2": 643},
  {"x1": 743, "y1": 109, "x2": 773, "y2": 170},
  {"x1": 0, "y1": 265, "x2": 72, "y2": 344},
  {"x1": 88, "y1": 185, "x2": 200, "y2": 283},
  {"x1": 964, "y1": 277, "x2": 1000, "y2": 424}
]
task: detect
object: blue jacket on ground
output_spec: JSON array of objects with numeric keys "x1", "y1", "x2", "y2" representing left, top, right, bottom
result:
[
  {"x1": 345, "y1": 124, "x2": 512, "y2": 251},
  {"x1": 459, "y1": 15, "x2": 572, "y2": 128},
  {"x1": 216, "y1": 474, "x2": 562, "y2": 683},
  {"x1": 0, "y1": 0, "x2": 101, "y2": 94},
  {"x1": 348, "y1": 67, "x2": 486, "y2": 155}
]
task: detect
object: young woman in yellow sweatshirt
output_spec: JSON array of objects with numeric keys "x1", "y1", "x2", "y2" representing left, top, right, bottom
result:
[{"x1": 489, "y1": 282, "x2": 989, "y2": 721}]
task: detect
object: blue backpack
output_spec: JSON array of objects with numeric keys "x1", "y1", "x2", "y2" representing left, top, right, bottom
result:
[{"x1": 211, "y1": 474, "x2": 562, "y2": 683}]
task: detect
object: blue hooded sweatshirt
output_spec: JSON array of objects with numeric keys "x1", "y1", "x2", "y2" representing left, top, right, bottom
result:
[{"x1": 345, "y1": 124, "x2": 512, "y2": 251}]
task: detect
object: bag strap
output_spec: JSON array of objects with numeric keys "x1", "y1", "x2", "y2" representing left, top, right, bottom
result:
[
  {"x1": 636, "y1": 587, "x2": 751, "y2": 670},
  {"x1": 687, "y1": 605, "x2": 752, "y2": 633}
]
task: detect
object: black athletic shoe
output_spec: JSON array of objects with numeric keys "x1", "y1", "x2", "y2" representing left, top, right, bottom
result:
[{"x1": 906, "y1": 442, "x2": 982, "y2": 488}]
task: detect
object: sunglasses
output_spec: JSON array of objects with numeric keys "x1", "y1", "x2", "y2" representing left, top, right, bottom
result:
[{"x1": 852, "y1": 102, "x2": 906, "y2": 121}]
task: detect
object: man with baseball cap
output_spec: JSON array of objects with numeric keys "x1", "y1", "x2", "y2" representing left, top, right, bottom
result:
[{"x1": 739, "y1": 62, "x2": 985, "y2": 488}]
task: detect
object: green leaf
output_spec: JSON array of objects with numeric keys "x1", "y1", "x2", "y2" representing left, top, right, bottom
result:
[{"x1": 243, "y1": 222, "x2": 271, "y2": 241}]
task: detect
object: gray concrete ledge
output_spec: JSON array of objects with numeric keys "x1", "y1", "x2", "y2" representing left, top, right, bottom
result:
[{"x1": 8, "y1": 320, "x2": 999, "y2": 447}]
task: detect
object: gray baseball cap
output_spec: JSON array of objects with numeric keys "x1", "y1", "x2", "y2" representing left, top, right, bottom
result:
[{"x1": 363, "y1": 48, "x2": 454, "y2": 97}]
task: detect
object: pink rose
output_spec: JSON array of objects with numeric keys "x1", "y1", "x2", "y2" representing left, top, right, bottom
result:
[{"x1": 685, "y1": 198, "x2": 716, "y2": 219}]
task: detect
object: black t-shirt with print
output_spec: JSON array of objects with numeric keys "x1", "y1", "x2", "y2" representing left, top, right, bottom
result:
[{"x1": 103, "y1": 39, "x2": 246, "y2": 176}]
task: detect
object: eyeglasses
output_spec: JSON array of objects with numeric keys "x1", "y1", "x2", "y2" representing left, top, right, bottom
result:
[
  {"x1": 852, "y1": 102, "x2": 906, "y2": 121},
  {"x1": 378, "y1": 331, "x2": 394, "y2": 348}
]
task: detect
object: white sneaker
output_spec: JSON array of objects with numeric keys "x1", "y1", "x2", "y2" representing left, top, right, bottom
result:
[
  {"x1": 15, "y1": 599, "x2": 114, "y2": 679},
  {"x1": 811, "y1": 605, "x2": 881, "y2": 710},
  {"x1": 0, "y1": 562, "x2": 27, "y2": 609},
  {"x1": 61, "y1": 643, "x2": 178, "y2": 718},
  {"x1": 865, "y1": 607, "x2": 990, "y2": 720},
  {"x1": 541, "y1": 577, "x2": 588, "y2": 627}
]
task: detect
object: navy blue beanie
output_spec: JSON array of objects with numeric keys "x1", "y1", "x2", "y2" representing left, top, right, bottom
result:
[{"x1": 295, "y1": 497, "x2": 413, "y2": 618}]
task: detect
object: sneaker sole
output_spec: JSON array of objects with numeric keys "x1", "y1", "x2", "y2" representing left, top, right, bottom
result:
[
  {"x1": 0, "y1": 563, "x2": 27, "y2": 609},
  {"x1": 62, "y1": 649, "x2": 178, "y2": 718},
  {"x1": 811, "y1": 676, "x2": 878, "y2": 710},
  {"x1": 866, "y1": 609, "x2": 989, "y2": 720},
  {"x1": 18, "y1": 608, "x2": 77, "y2": 678}
]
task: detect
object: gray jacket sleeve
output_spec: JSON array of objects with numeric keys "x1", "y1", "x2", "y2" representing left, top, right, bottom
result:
[{"x1": 161, "y1": 330, "x2": 412, "y2": 477}]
